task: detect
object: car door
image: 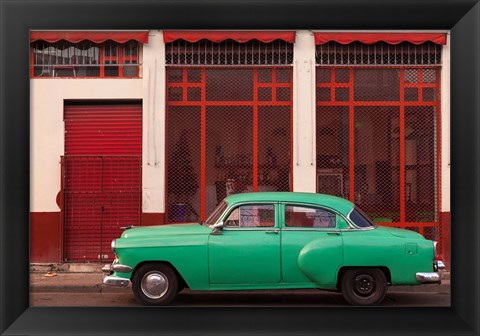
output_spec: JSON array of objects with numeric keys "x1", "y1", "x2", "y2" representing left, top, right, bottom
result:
[
  {"x1": 208, "y1": 203, "x2": 281, "y2": 285},
  {"x1": 280, "y1": 203, "x2": 344, "y2": 286}
]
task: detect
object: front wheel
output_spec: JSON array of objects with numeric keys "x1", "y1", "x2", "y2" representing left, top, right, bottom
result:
[
  {"x1": 340, "y1": 268, "x2": 387, "y2": 306},
  {"x1": 132, "y1": 263, "x2": 178, "y2": 306}
]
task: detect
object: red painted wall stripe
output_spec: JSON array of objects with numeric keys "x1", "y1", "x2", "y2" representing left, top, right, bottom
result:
[{"x1": 30, "y1": 212, "x2": 63, "y2": 263}]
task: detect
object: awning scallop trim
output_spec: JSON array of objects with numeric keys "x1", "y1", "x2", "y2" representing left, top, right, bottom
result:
[
  {"x1": 314, "y1": 32, "x2": 447, "y2": 45},
  {"x1": 30, "y1": 31, "x2": 149, "y2": 44},
  {"x1": 163, "y1": 31, "x2": 296, "y2": 43}
]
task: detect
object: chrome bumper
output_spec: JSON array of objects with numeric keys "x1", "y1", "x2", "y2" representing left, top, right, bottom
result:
[
  {"x1": 102, "y1": 260, "x2": 132, "y2": 274},
  {"x1": 103, "y1": 275, "x2": 131, "y2": 287},
  {"x1": 102, "y1": 260, "x2": 133, "y2": 287},
  {"x1": 416, "y1": 260, "x2": 445, "y2": 284}
]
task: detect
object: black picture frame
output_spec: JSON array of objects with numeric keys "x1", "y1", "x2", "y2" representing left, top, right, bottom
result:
[{"x1": 1, "y1": 0, "x2": 479, "y2": 335}]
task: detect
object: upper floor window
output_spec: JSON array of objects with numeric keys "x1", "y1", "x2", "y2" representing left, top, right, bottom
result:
[
  {"x1": 30, "y1": 31, "x2": 148, "y2": 78},
  {"x1": 31, "y1": 40, "x2": 140, "y2": 78}
]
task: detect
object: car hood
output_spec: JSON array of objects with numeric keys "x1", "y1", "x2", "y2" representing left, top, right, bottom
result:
[
  {"x1": 375, "y1": 225, "x2": 425, "y2": 239},
  {"x1": 121, "y1": 223, "x2": 212, "y2": 239}
]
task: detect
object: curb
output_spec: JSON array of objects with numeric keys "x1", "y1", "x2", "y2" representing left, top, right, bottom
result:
[
  {"x1": 31, "y1": 263, "x2": 104, "y2": 273},
  {"x1": 30, "y1": 285, "x2": 131, "y2": 293},
  {"x1": 30, "y1": 272, "x2": 127, "y2": 293}
]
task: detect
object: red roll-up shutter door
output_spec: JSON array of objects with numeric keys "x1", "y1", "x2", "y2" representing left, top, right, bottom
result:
[
  {"x1": 64, "y1": 104, "x2": 142, "y2": 261},
  {"x1": 65, "y1": 105, "x2": 142, "y2": 155}
]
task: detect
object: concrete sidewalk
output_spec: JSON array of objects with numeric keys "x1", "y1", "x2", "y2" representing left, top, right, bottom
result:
[
  {"x1": 30, "y1": 272, "x2": 130, "y2": 293},
  {"x1": 30, "y1": 264, "x2": 450, "y2": 294}
]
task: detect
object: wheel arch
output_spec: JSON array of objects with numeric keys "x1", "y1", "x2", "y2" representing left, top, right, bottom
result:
[
  {"x1": 131, "y1": 260, "x2": 189, "y2": 290},
  {"x1": 336, "y1": 266, "x2": 391, "y2": 290}
]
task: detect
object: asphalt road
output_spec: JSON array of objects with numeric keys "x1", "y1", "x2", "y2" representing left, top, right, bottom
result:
[{"x1": 30, "y1": 289, "x2": 451, "y2": 307}]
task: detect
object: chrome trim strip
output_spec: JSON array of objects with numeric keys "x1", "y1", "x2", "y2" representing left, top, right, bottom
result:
[
  {"x1": 344, "y1": 225, "x2": 376, "y2": 231},
  {"x1": 103, "y1": 275, "x2": 131, "y2": 287},
  {"x1": 416, "y1": 272, "x2": 441, "y2": 283}
]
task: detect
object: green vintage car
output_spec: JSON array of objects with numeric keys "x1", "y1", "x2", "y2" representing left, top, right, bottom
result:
[{"x1": 102, "y1": 192, "x2": 444, "y2": 306}]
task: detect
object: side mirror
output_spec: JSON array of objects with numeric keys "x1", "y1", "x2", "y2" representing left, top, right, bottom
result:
[{"x1": 209, "y1": 221, "x2": 224, "y2": 235}]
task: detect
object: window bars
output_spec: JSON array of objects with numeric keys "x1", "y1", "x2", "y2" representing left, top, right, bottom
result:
[
  {"x1": 166, "y1": 39, "x2": 294, "y2": 66},
  {"x1": 316, "y1": 42, "x2": 442, "y2": 66}
]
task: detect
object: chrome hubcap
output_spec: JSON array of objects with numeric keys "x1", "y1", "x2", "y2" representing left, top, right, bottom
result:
[
  {"x1": 141, "y1": 271, "x2": 169, "y2": 299},
  {"x1": 353, "y1": 274, "x2": 376, "y2": 296}
]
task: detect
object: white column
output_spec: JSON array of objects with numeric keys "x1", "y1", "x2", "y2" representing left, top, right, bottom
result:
[
  {"x1": 293, "y1": 30, "x2": 317, "y2": 192},
  {"x1": 142, "y1": 30, "x2": 166, "y2": 214},
  {"x1": 441, "y1": 33, "x2": 450, "y2": 213}
]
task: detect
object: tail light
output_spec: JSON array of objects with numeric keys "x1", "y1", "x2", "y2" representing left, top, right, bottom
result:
[
  {"x1": 432, "y1": 241, "x2": 445, "y2": 272},
  {"x1": 433, "y1": 241, "x2": 440, "y2": 259}
]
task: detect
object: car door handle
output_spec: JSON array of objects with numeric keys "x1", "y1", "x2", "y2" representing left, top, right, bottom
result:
[
  {"x1": 328, "y1": 231, "x2": 341, "y2": 236},
  {"x1": 265, "y1": 229, "x2": 279, "y2": 234}
]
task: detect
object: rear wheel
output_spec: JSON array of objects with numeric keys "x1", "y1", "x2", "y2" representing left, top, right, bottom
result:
[
  {"x1": 132, "y1": 263, "x2": 178, "y2": 306},
  {"x1": 341, "y1": 268, "x2": 387, "y2": 306}
]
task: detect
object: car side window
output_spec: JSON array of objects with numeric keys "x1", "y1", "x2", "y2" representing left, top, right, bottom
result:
[
  {"x1": 285, "y1": 205, "x2": 336, "y2": 228},
  {"x1": 224, "y1": 204, "x2": 275, "y2": 228}
]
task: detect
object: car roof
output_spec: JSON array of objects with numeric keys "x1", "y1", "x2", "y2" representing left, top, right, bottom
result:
[{"x1": 224, "y1": 192, "x2": 354, "y2": 216}]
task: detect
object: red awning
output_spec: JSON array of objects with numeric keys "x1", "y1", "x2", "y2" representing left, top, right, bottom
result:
[
  {"x1": 314, "y1": 32, "x2": 447, "y2": 45},
  {"x1": 163, "y1": 31, "x2": 296, "y2": 43},
  {"x1": 30, "y1": 31, "x2": 149, "y2": 44}
]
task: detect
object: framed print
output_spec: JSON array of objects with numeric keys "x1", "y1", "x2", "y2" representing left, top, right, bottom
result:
[{"x1": 1, "y1": 0, "x2": 479, "y2": 335}]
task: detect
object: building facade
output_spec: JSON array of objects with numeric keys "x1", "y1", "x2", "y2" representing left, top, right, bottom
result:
[{"x1": 30, "y1": 30, "x2": 450, "y2": 268}]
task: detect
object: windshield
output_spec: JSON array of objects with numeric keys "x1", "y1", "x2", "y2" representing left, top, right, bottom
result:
[
  {"x1": 349, "y1": 207, "x2": 376, "y2": 228},
  {"x1": 203, "y1": 201, "x2": 228, "y2": 226}
]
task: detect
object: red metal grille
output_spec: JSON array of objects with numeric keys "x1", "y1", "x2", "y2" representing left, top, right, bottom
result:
[
  {"x1": 167, "y1": 67, "x2": 293, "y2": 222},
  {"x1": 316, "y1": 66, "x2": 441, "y2": 250},
  {"x1": 62, "y1": 156, "x2": 142, "y2": 261}
]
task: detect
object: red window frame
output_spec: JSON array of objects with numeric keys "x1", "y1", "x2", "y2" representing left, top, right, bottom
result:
[
  {"x1": 122, "y1": 42, "x2": 140, "y2": 78},
  {"x1": 316, "y1": 65, "x2": 442, "y2": 243},
  {"x1": 166, "y1": 66, "x2": 294, "y2": 221}
]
